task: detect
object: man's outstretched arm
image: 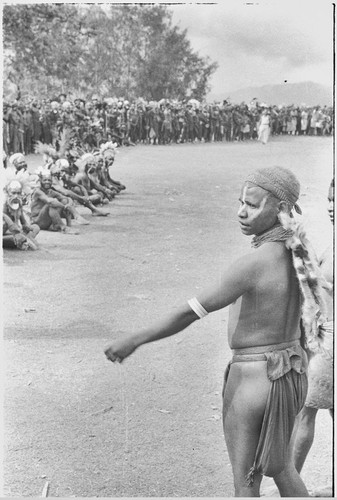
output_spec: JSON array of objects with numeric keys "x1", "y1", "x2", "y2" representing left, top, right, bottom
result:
[
  {"x1": 105, "y1": 304, "x2": 199, "y2": 362},
  {"x1": 104, "y1": 253, "x2": 258, "y2": 363}
]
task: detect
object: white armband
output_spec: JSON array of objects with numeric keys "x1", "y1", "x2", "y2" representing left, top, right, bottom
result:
[{"x1": 188, "y1": 297, "x2": 209, "y2": 319}]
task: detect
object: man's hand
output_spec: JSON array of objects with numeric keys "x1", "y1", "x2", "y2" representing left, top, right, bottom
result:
[
  {"x1": 13, "y1": 233, "x2": 29, "y2": 250},
  {"x1": 104, "y1": 337, "x2": 137, "y2": 364}
]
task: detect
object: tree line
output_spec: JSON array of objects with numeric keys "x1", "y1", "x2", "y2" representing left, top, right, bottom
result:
[{"x1": 3, "y1": 4, "x2": 218, "y2": 102}]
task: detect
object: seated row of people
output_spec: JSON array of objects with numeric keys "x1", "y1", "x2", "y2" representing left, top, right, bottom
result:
[{"x1": 2, "y1": 142, "x2": 126, "y2": 250}]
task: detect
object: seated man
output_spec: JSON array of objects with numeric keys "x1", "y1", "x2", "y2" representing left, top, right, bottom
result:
[
  {"x1": 8, "y1": 152, "x2": 38, "y2": 205},
  {"x1": 49, "y1": 161, "x2": 90, "y2": 225},
  {"x1": 73, "y1": 153, "x2": 114, "y2": 205},
  {"x1": 3, "y1": 179, "x2": 39, "y2": 250},
  {"x1": 99, "y1": 142, "x2": 126, "y2": 192},
  {"x1": 54, "y1": 159, "x2": 109, "y2": 216},
  {"x1": 94, "y1": 153, "x2": 119, "y2": 196},
  {"x1": 30, "y1": 169, "x2": 78, "y2": 234},
  {"x1": 87, "y1": 154, "x2": 116, "y2": 202}
]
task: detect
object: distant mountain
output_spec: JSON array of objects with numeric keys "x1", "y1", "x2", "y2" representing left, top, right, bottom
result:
[{"x1": 208, "y1": 81, "x2": 332, "y2": 106}]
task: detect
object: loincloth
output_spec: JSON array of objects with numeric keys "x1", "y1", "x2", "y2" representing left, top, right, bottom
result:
[
  {"x1": 223, "y1": 339, "x2": 308, "y2": 485},
  {"x1": 305, "y1": 321, "x2": 333, "y2": 410}
]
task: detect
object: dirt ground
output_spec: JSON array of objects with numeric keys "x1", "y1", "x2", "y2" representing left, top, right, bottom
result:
[{"x1": 3, "y1": 136, "x2": 333, "y2": 497}]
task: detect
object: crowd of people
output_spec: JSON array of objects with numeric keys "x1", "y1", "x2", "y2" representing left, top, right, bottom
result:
[
  {"x1": 3, "y1": 94, "x2": 333, "y2": 156},
  {"x1": 3, "y1": 141, "x2": 125, "y2": 249}
]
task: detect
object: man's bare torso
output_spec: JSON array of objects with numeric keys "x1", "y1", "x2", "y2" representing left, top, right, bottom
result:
[
  {"x1": 320, "y1": 245, "x2": 333, "y2": 320},
  {"x1": 228, "y1": 242, "x2": 301, "y2": 349},
  {"x1": 74, "y1": 173, "x2": 91, "y2": 191}
]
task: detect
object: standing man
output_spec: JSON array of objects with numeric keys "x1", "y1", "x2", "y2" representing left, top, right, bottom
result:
[
  {"x1": 104, "y1": 167, "x2": 316, "y2": 497},
  {"x1": 258, "y1": 109, "x2": 271, "y2": 144},
  {"x1": 290, "y1": 179, "x2": 334, "y2": 495},
  {"x1": 300, "y1": 107, "x2": 309, "y2": 136},
  {"x1": 23, "y1": 104, "x2": 34, "y2": 155}
]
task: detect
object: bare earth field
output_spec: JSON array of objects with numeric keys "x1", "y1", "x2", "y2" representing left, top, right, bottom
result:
[{"x1": 3, "y1": 136, "x2": 333, "y2": 497}]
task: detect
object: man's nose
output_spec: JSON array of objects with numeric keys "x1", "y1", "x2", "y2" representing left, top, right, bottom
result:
[{"x1": 238, "y1": 204, "x2": 247, "y2": 217}]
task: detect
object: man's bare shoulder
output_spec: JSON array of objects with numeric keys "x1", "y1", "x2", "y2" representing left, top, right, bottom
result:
[
  {"x1": 225, "y1": 249, "x2": 265, "y2": 283},
  {"x1": 32, "y1": 187, "x2": 45, "y2": 197},
  {"x1": 74, "y1": 173, "x2": 86, "y2": 181},
  {"x1": 232, "y1": 242, "x2": 290, "y2": 278},
  {"x1": 253, "y1": 241, "x2": 289, "y2": 260},
  {"x1": 233, "y1": 242, "x2": 286, "y2": 265}
]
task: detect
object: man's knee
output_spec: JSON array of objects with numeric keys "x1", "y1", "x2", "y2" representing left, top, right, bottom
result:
[
  {"x1": 296, "y1": 406, "x2": 318, "y2": 428},
  {"x1": 49, "y1": 206, "x2": 64, "y2": 216},
  {"x1": 29, "y1": 224, "x2": 40, "y2": 238},
  {"x1": 272, "y1": 460, "x2": 297, "y2": 482},
  {"x1": 232, "y1": 472, "x2": 262, "y2": 497},
  {"x1": 49, "y1": 206, "x2": 66, "y2": 225},
  {"x1": 35, "y1": 205, "x2": 63, "y2": 230}
]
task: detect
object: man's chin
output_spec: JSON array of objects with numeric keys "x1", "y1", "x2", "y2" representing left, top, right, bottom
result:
[{"x1": 239, "y1": 225, "x2": 253, "y2": 235}]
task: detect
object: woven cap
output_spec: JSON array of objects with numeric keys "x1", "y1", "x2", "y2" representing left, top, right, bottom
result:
[{"x1": 245, "y1": 166, "x2": 302, "y2": 214}]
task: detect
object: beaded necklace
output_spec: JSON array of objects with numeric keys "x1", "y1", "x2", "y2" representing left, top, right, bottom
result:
[{"x1": 251, "y1": 224, "x2": 293, "y2": 248}]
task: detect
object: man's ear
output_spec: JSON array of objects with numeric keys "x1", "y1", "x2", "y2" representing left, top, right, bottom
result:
[
  {"x1": 278, "y1": 200, "x2": 291, "y2": 214},
  {"x1": 278, "y1": 201, "x2": 294, "y2": 219}
]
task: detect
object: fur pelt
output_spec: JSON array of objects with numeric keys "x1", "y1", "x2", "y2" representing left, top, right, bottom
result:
[{"x1": 279, "y1": 212, "x2": 330, "y2": 347}]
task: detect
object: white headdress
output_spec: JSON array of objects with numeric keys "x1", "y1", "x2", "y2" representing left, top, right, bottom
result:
[
  {"x1": 55, "y1": 158, "x2": 70, "y2": 170},
  {"x1": 99, "y1": 142, "x2": 118, "y2": 157},
  {"x1": 77, "y1": 153, "x2": 96, "y2": 172},
  {"x1": 3, "y1": 168, "x2": 37, "y2": 195},
  {"x1": 9, "y1": 153, "x2": 25, "y2": 166}
]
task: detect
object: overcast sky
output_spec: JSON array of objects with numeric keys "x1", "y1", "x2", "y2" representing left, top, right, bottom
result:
[
  {"x1": 168, "y1": 1, "x2": 334, "y2": 96},
  {"x1": 6, "y1": 0, "x2": 333, "y2": 98}
]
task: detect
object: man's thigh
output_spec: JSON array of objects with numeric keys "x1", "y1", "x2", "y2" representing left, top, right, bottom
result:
[{"x1": 223, "y1": 361, "x2": 270, "y2": 474}]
